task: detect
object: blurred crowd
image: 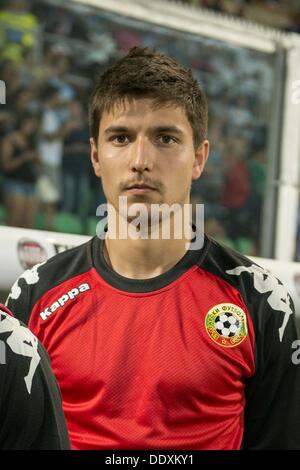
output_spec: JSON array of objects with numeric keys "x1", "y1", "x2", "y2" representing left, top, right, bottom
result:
[
  {"x1": 0, "y1": 0, "x2": 285, "y2": 257},
  {"x1": 184, "y1": 0, "x2": 300, "y2": 32},
  {"x1": 0, "y1": 0, "x2": 106, "y2": 235}
]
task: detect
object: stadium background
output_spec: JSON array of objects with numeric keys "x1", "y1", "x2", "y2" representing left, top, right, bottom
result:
[{"x1": 0, "y1": 0, "x2": 300, "y2": 332}]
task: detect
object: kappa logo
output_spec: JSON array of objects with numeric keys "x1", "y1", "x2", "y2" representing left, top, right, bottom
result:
[{"x1": 39, "y1": 283, "x2": 91, "y2": 320}]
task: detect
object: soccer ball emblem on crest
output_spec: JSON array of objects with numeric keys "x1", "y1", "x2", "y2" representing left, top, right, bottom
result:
[
  {"x1": 215, "y1": 312, "x2": 239, "y2": 337},
  {"x1": 205, "y1": 303, "x2": 248, "y2": 347}
]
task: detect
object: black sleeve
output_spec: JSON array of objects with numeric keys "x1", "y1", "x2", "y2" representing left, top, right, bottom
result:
[
  {"x1": 243, "y1": 294, "x2": 300, "y2": 449},
  {"x1": 5, "y1": 268, "x2": 33, "y2": 326},
  {"x1": 0, "y1": 314, "x2": 70, "y2": 449}
]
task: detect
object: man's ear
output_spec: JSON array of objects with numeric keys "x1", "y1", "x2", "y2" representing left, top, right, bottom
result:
[
  {"x1": 192, "y1": 140, "x2": 209, "y2": 181},
  {"x1": 90, "y1": 137, "x2": 101, "y2": 178}
]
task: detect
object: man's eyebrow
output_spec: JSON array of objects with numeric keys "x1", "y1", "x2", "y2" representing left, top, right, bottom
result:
[
  {"x1": 105, "y1": 126, "x2": 130, "y2": 134},
  {"x1": 150, "y1": 126, "x2": 184, "y2": 136},
  {"x1": 104, "y1": 125, "x2": 185, "y2": 135}
]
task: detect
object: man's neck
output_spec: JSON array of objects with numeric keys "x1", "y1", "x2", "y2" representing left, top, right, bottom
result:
[{"x1": 103, "y1": 231, "x2": 191, "y2": 280}]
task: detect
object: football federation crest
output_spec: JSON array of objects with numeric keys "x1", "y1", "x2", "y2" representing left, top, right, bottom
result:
[{"x1": 205, "y1": 303, "x2": 248, "y2": 348}]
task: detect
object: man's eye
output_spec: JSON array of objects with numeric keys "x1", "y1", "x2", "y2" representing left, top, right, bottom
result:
[
  {"x1": 158, "y1": 135, "x2": 176, "y2": 145},
  {"x1": 111, "y1": 135, "x2": 129, "y2": 144}
]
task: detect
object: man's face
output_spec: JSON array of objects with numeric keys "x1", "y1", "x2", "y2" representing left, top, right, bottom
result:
[{"x1": 90, "y1": 97, "x2": 209, "y2": 216}]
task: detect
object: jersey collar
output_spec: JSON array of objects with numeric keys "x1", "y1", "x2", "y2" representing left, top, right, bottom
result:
[{"x1": 91, "y1": 226, "x2": 210, "y2": 293}]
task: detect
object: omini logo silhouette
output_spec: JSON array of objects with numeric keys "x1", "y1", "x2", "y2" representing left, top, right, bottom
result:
[{"x1": 0, "y1": 80, "x2": 6, "y2": 104}]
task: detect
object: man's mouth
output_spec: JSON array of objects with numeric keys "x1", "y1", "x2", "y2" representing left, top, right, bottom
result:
[{"x1": 125, "y1": 183, "x2": 156, "y2": 194}]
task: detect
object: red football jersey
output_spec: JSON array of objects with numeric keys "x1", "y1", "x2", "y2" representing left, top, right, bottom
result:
[{"x1": 6, "y1": 234, "x2": 300, "y2": 449}]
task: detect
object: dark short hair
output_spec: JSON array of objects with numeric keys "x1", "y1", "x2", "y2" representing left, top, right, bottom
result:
[{"x1": 89, "y1": 47, "x2": 208, "y2": 148}]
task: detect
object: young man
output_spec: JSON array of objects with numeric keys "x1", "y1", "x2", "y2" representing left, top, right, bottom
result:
[
  {"x1": 6, "y1": 47, "x2": 300, "y2": 450},
  {"x1": 0, "y1": 304, "x2": 70, "y2": 449}
]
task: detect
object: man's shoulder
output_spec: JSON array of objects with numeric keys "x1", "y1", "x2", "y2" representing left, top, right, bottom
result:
[
  {"x1": 201, "y1": 235, "x2": 259, "y2": 276},
  {"x1": 6, "y1": 238, "x2": 94, "y2": 317},
  {"x1": 201, "y1": 236, "x2": 294, "y2": 336},
  {"x1": 201, "y1": 234, "x2": 289, "y2": 307},
  {"x1": 37, "y1": 237, "x2": 92, "y2": 278}
]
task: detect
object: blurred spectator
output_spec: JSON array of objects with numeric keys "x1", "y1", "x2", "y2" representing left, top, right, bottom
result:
[
  {"x1": 37, "y1": 85, "x2": 66, "y2": 230},
  {"x1": 14, "y1": 87, "x2": 39, "y2": 115},
  {"x1": 205, "y1": 216, "x2": 257, "y2": 256},
  {"x1": 248, "y1": 148, "x2": 267, "y2": 203},
  {"x1": 0, "y1": 108, "x2": 13, "y2": 138},
  {"x1": 115, "y1": 30, "x2": 142, "y2": 52},
  {"x1": 62, "y1": 100, "x2": 90, "y2": 218},
  {"x1": 44, "y1": 45, "x2": 75, "y2": 104},
  {"x1": 228, "y1": 96, "x2": 253, "y2": 129},
  {"x1": 190, "y1": 192, "x2": 203, "y2": 227},
  {"x1": 20, "y1": 47, "x2": 43, "y2": 86},
  {"x1": 205, "y1": 216, "x2": 236, "y2": 248},
  {"x1": 1, "y1": 110, "x2": 40, "y2": 228},
  {"x1": 35, "y1": 4, "x2": 90, "y2": 41},
  {"x1": 0, "y1": 0, "x2": 39, "y2": 63},
  {"x1": 246, "y1": 147, "x2": 267, "y2": 247},
  {"x1": 88, "y1": 171, "x2": 107, "y2": 218},
  {"x1": 194, "y1": 118, "x2": 225, "y2": 203},
  {"x1": 289, "y1": 12, "x2": 300, "y2": 34},
  {"x1": 221, "y1": 138, "x2": 251, "y2": 240}
]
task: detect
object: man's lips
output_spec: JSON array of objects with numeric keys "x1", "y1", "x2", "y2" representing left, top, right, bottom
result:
[
  {"x1": 125, "y1": 184, "x2": 157, "y2": 194},
  {"x1": 126, "y1": 184, "x2": 155, "y2": 190}
]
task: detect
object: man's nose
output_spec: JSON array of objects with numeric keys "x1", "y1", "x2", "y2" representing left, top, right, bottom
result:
[{"x1": 129, "y1": 136, "x2": 153, "y2": 172}]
